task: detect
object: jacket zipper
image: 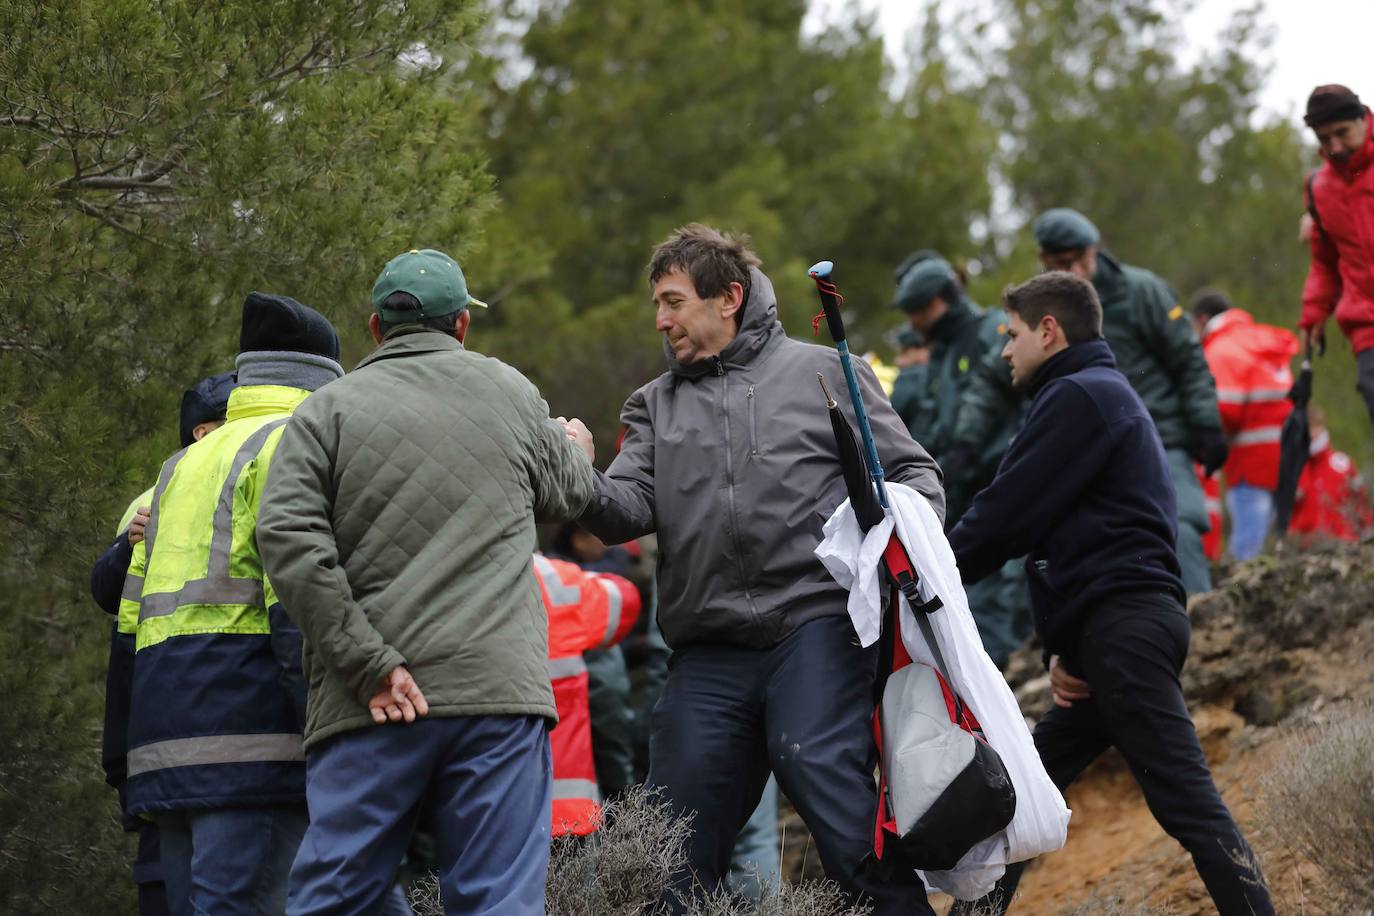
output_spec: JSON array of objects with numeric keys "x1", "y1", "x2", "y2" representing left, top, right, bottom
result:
[
  {"x1": 747, "y1": 385, "x2": 758, "y2": 456},
  {"x1": 716, "y1": 358, "x2": 760, "y2": 623}
]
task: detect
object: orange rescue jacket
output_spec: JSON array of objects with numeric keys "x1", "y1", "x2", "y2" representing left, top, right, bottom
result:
[
  {"x1": 532, "y1": 554, "x2": 642, "y2": 837},
  {"x1": 1200, "y1": 309, "x2": 1298, "y2": 490}
]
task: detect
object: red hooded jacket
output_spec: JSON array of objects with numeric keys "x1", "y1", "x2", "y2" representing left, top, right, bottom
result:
[
  {"x1": 1301, "y1": 114, "x2": 1374, "y2": 353},
  {"x1": 1200, "y1": 309, "x2": 1298, "y2": 489},
  {"x1": 1291, "y1": 433, "x2": 1371, "y2": 545}
]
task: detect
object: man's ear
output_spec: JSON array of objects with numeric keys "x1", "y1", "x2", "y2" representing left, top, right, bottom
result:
[
  {"x1": 368, "y1": 313, "x2": 384, "y2": 345},
  {"x1": 718, "y1": 281, "x2": 745, "y2": 322},
  {"x1": 454, "y1": 309, "x2": 472, "y2": 344},
  {"x1": 1040, "y1": 314, "x2": 1061, "y2": 347}
]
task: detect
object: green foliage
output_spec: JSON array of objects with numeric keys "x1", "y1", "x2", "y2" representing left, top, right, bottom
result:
[
  {"x1": 959, "y1": 0, "x2": 1366, "y2": 451},
  {"x1": 475, "y1": 0, "x2": 995, "y2": 450},
  {"x1": 0, "y1": 0, "x2": 493, "y2": 909}
]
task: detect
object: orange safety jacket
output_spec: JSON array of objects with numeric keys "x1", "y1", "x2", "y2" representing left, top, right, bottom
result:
[
  {"x1": 532, "y1": 554, "x2": 642, "y2": 837},
  {"x1": 1200, "y1": 309, "x2": 1298, "y2": 490}
]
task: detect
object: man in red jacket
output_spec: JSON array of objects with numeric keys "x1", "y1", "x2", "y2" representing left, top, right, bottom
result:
[
  {"x1": 1291, "y1": 406, "x2": 1372, "y2": 545},
  {"x1": 1192, "y1": 290, "x2": 1298, "y2": 559},
  {"x1": 1299, "y1": 84, "x2": 1374, "y2": 423}
]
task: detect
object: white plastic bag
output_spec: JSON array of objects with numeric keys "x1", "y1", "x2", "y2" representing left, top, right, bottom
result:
[{"x1": 815, "y1": 482, "x2": 1070, "y2": 900}]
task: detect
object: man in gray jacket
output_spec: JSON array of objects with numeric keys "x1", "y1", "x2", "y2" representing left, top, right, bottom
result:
[
  {"x1": 581, "y1": 224, "x2": 944, "y2": 915},
  {"x1": 259, "y1": 249, "x2": 596, "y2": 916}
]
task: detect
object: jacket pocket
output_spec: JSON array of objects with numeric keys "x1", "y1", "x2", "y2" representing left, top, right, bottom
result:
[{"x1": 747, "y1": 385, "x2": 759, "y2": 456}]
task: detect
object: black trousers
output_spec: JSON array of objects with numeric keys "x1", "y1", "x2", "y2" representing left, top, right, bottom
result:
[
  {"x1": 1357, "y1": 348, "x2": 1374, "y2": 425},
  {"x1": 955, "y1": 592, "x2": 1273, "y2": 915},
  {"x1": 647, "y1": 616, "x2": 933, "y2": 915}
]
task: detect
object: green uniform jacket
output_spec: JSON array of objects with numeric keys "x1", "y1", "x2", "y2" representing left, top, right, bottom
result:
[
  {"x1": 954, "y1": 252, "x2": 1221, "y2": 456},
  {"x1": 893, "y1": 298, "x2": 1020, "y2": 523},
  {"x1": 258, "y1": 328, "x2": 596, "y2": 749}
]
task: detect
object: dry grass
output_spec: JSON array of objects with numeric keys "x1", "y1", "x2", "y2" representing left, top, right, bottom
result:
[
  {"x1": 408, "y1": 785, "x2": 869, "y2": 915},
  {"x1": 1258, "y1": 704, "x2": 1374, "y2": 911}
]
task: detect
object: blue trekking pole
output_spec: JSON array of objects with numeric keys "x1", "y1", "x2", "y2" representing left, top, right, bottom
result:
[{"x1": 808, "y1": 259, "x2": 890, "y2": 513}]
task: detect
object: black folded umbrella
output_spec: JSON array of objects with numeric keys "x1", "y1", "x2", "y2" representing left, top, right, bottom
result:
[{"x1": 1275, "y1": 346, "x2": 1314, "y2": 536}]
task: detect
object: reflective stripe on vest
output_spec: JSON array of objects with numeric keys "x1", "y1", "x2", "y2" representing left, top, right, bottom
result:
[
  {"x1": 552, "y1": 777, "x2": 600, "y2": 802},
  {"x1": 533, "y1": 554, "x2": 581, "y2": 605},
  {"x1": 137, "y1": 420, "x2": 288, "y2": 625},
  {"x1": 548, "y1": 655, "x2": 588, "y2": 679},
  {"x1": 1215, "y1": 387, "x2": 1290, "y2": 405},
  {"x1": 127, "y1": 732, "x2": 304, "y2": 778},
  {"x1": 595, "y1": 577, "x2": 622, "y2": 648},
  {"x1": 1232, "y1": 426, "x2": 1283, "y2": 446},
  {"x1": 121, "y1": 573, "x2": 144, "y2": 604}
]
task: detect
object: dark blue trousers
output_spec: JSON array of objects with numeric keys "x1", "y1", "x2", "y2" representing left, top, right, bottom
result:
[
  {"x1": 287, "y1": 715, "x2": 551, "y2": 916},
  {"x1": 647, "y1": 616, "x2": 933, "y2": 915}
]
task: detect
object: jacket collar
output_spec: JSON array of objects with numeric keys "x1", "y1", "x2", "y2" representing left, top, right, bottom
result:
[
  {"x1": 1324, "y1": 112, "x2": 1374, "y2": 182},
  {"x1": 1091, "y1": 250, "x2": 1127, "y2": 306},
  {"x1": 1027, "y1": 338, "x2": 1116, "y2": 398},
  {"x1": 225, "y1": 385, "x2": 311, "y2": 420},
  {"x1": 668, "y1": 268, "x2": 784, "y2": 379},
  {"x1": 926, "y1": 296, "x2": 979, "y2": 344},
  {"x1": 1202, "y1": 308, "x2": 1252, "y2": 342},
  {"x1": 356, "y1": 326, "x2": 464, "y2": 371}
]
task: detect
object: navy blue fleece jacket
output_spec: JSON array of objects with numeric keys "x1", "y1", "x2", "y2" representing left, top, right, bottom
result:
[{"x1": 948, "y1": 339, "x2": 1185, "y2": 660}]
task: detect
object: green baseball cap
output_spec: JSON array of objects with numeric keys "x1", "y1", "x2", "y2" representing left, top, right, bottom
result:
[{"x1": 372, "y1": 248, "x2": 488, "y2": 321}]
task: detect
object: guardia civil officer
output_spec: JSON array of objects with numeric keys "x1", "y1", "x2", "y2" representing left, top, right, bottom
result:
[
  {"x1": 948, "y1": 272, "x2": 1273, "y2": 915},
  {"x1": 955, "y1": 210, "x2": 1225, "y2": 593},
  {"x1": 121, "y1": 295, "x2": 343, "y2": 914},
  {"x1": 889, "y1": 253, "x2": 1031, "y2": 667}
]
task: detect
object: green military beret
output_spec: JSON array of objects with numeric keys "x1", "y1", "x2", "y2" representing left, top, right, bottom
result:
[
  {"x1": 894, "y1": 257, "x2": 957, "y2": 314},
  {"x1": 1032, "y1": 208, "x2": 1101, "y2": 254}
]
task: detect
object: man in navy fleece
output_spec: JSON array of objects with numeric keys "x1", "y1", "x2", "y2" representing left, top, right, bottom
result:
[{"x1": 947, "y1": 272, "x2": 1272, "y2": 916}]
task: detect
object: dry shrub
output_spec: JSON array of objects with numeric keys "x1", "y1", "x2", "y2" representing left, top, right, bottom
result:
[
  {"x1": 408, "y1": 784, "x2": 869, "y2": 915},
  {"x1": 1259, "y1": 704, "x2": 1374, "y2": 910}
]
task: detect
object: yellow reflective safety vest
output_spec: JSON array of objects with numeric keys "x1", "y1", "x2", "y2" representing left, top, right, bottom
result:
[
  {"x1": 114, "y1": 487, "x2": 153, "y2": 637},
  {"x1": 121, "y1": 385, "x2": 309, "y2": 814}
]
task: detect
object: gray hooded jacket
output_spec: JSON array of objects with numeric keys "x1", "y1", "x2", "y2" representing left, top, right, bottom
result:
[{"x1": 581, "y1": 268, "x2": 945, "y2": 649}]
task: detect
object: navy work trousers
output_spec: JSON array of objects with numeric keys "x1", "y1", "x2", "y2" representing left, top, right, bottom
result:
[
  {"x1": 955, "y1": 592, "x2": 1274, "y2": 915},
  {"x1": 647, "y1": 616, "x2": 933, "y2": 915},
  {"x1": 287, "y1": 715, "x2": 552, "y2": 916},
  {"x1": 157, "y1": 804, "x2": 307, "y2": 916}
]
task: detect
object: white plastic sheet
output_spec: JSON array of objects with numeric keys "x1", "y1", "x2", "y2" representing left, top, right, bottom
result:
[{"x1": 815, "y1": 482, "x2": 1070, "y2": 900}]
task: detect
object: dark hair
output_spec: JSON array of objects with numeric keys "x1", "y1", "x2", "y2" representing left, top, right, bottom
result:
[
  {"x1": 1190, "y1": 288, "x2": 1232, "y2": 322},
  {"x1": 1003, "y1": 271, "x2": 1102, "y2": 345},
  {"x1": 377, "y1": 291, "x2": 462, "y2": 337},
  {"x1": 648, "y1": 223, "x2": 760, "y2": 303}
]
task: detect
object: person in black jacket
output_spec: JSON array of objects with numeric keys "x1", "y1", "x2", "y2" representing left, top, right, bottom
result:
[
  {"x1": 947, "y1": 273, "x2": 1272, "y2": 916},
  {"x1": 89, "y1": 371, "x2": 235, "y2": 916}
]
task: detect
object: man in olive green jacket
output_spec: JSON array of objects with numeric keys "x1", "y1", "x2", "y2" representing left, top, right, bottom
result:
[
  {"x1": 258, "y1": 249, "x2": 596, "y2": 916},
  {"x1": 889, "y1": 254, "x2": 1031, "y2": 667},
  {"x1": 953, "y1": 210, "x2": 1225, "y2": 593}
]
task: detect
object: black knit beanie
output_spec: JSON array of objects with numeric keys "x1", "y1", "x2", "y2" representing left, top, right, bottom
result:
[
  {"x1": 238, "y1": 292, "x2": 340, "y2": 361},
  {"x1": 1304, "y1": 85, "x2": 1365, "y2": 127}
]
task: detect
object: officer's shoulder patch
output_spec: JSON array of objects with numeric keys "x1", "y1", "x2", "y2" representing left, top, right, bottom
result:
[
  {"x1": 1168, "y1": 305, "x2": 1184, "y2": 321},
  {"x1": 997, "y1": 323, "x2": 1008, "y2": 335},
  {"x1": 958, "y1": 356, "x2": 970, "y2": 373}
]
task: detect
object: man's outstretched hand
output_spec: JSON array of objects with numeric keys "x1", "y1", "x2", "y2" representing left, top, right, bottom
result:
[{"x1": 368, "y1": 665, "x2": 429, "y2": 724}]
